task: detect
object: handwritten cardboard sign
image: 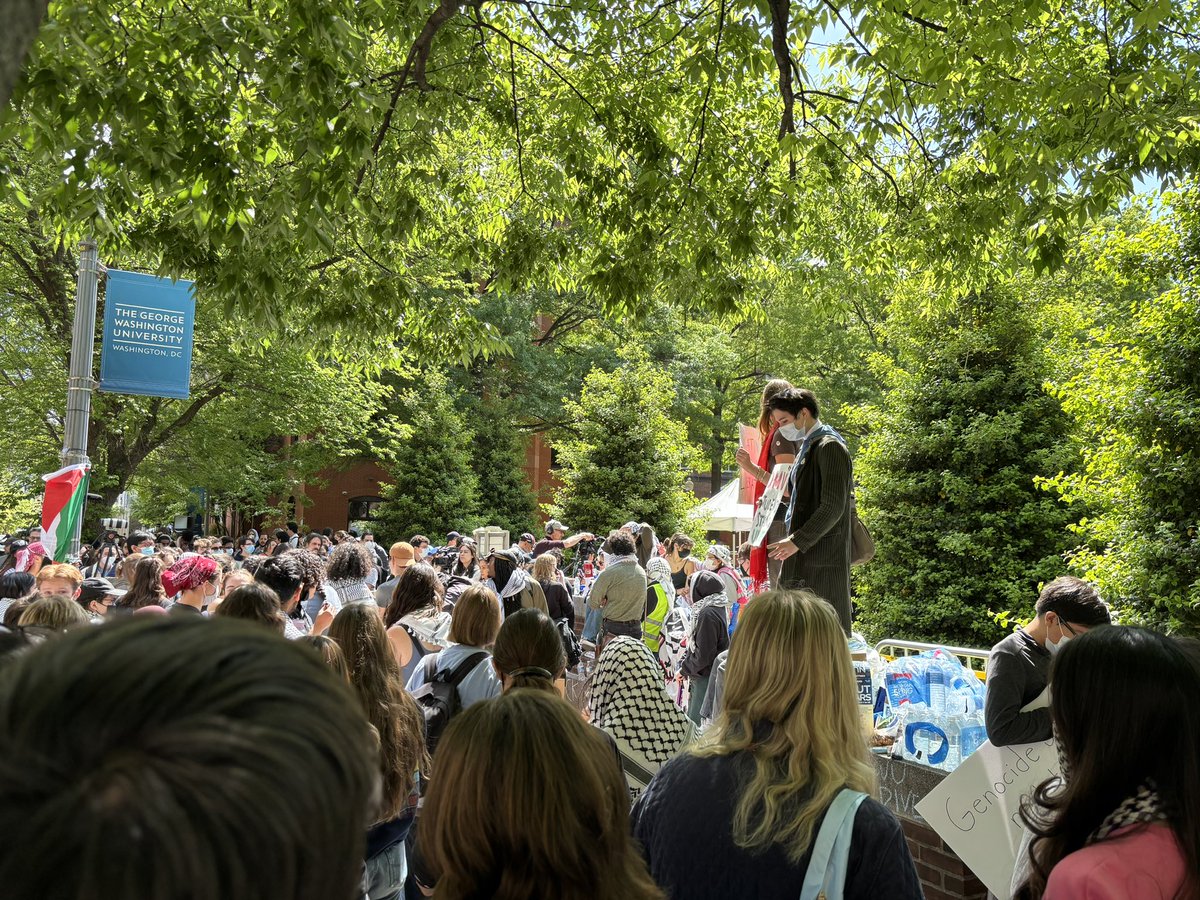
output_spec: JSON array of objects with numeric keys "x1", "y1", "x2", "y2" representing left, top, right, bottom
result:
[
  {"x1": 915, "y1": 738, "x2": 1060, "y2": 899},
  {"x1": 748, "y1": 463, "x2": 792, "y2": 546}
]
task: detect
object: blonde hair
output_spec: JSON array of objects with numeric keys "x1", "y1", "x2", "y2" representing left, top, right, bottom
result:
[
  {"x1": 423, "y1": 689, "x2": 663, "y2": 900},
  {"x1": 531, "y1": 553, "x2": 558, "y2": 584},
  {"x1": 691, "y1": 589, "x2": 875, "y2": 863},
  {"x1": 18, "y1": 595, "x2": 90, "y2": 630},
  {"x1": 757, "y1": 378, "x2": 793, "y2": 438},
  {"x1": 448, "y1": 584, "x2": 502, "y2": 647},
  {"x1": 220, "y1": 568, "x2": 254, "y2": 596},
  {"x1": 35, "y1": 564, "x2": 84, "y2": 589}
]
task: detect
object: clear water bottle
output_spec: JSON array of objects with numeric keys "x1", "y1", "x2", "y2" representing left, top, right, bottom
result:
[
  {"x1": 942, "y1": 716, "x2": 961, "y2": 772},
  {"x1": 960, "y1": 714, "x2": 988, "y2": 759},
  {"x1": 927, "y1": 666, "x2": 946, "y2": 715},
  {"x1": 901, "y1": 704, "x2": 934, "y2": 763}
]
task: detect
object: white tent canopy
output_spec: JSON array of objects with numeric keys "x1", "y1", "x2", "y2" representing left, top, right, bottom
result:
[{"x1": 692, "y1": 478, "x2": 755, "y2": 533}]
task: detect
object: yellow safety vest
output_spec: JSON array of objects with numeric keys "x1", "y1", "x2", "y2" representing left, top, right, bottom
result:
[{"x1": 643, "y1": 583, "x2": 670, "y2": 653}]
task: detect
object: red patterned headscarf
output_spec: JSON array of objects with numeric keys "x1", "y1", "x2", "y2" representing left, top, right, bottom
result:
[{"x1": 162, "y1": 556, "x2": 218, "y2": 596}]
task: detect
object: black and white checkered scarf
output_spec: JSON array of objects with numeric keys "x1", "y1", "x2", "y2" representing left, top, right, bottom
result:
[
  {"x1": 1089, "y1": 781, "x2": 1168, "y2": 844},
  {"x1": 1058, "y1": 736, "x2": 1168, "y2": 844},
  {"x1": 591, "y1": 637, "x2": 694, "y2": 766}
]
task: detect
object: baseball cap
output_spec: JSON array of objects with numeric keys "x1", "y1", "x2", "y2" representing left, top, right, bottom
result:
[
  {"x1": 78, "y1": 577, "x2": 126, "y2": 603},
  {"x1": 544, "y1": 520, "x2": 569, "y2": 535},
  {"x1": 519, "y1": 532, "x2": 535, "y2": 544},
  {"x1": 389, "y1": 542, "x2": 415, "y2": 564}
]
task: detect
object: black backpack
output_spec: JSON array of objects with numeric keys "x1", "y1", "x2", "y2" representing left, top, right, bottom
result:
[
  {"x1": 440, "y1": 575, "x2": 474, "y2": 612},
  {"x1": 411, "y1": 651, "x2": 488, "y2": 753},
  {"x1": 557, "y1": 618, "x2": 582, "y2": 668}
]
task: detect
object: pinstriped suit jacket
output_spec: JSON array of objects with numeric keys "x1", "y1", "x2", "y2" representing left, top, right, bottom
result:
[{"x1": 780, "y1": 436, "x2": 853, "y2": 632}]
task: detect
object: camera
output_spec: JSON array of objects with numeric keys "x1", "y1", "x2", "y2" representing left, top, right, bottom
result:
[
  {"x1": 429, "y1": 545, "x2": 458, "y2": 574},
  {"x1": 568, "y1": 536, "x2": 601, "y2": 576}
]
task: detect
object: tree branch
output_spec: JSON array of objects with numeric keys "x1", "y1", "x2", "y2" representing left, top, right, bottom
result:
[
  {"x1": 768, "y1": 0, "x2": 797, "y2": 178},
  {"x1": 900, "y1": 10, "x2": 947, "y2": 32},
  {"x1": 0, "y1": 235, "x2": 68, "y2": 338},
  {"x1": 509, "y1": 40, "x2": 530, "y2": 199},
  {"x1": 532, "y1": 308, "x2": 599, "y2": 346},
  {"x1": 142, "y1": 384, "x2": 228, "y2": 462},
  {"x1": 820, "y1": 0, "x2": 935, "y2": 89},
  {"x1": 688, "y1": 0, "x2": 726, "y2": 187},
  {"x1": 354, "y1": 0, "x2": 464, "y2": 190}
]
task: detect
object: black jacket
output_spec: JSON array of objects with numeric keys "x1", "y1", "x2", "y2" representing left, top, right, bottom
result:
[
  {"x1": 781, "y1": 436, "x2": 853, "y2": 632},
  {"x1": 680, "y1": 602, "x2": 728, "y2": 678},
  {"x1": 540, "y1": 580, "x2": 574, "y2": 626}
]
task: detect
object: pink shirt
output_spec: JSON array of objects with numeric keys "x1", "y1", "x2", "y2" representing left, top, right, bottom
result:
[{"x1": 1045, "y1": 824, "x2": 1188, "y2": 900}]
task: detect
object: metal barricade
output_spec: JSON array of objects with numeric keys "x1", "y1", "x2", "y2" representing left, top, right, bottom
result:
[{"x1": 873, "y1": 638, "x2": 992, "y2": 680}]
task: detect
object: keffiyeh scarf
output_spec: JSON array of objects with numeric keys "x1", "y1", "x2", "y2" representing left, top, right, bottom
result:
[
  {"x1": 1089, "y1": 781, "x2": 1168, "y2": 844},
  {"x1": 591, "y1": 637, "x2": 695, "y2": 766},
  {"x1": 644, "y1": 557, "x2": 676, "y2": 605},
  {"x1": 498, "y1": 565, "x2": 532, "y2": 600}
]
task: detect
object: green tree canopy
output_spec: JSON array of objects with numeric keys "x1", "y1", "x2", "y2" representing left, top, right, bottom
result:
[
  {"x1": 852, "y1": 284, "x2": 1078, "y2": 646},
  {"x1": 549, "y1": 358, "x2": 701, "y2": 537},
  {"x1": 1045, "y1": 189, "x2": 1200, "y2": 631},
  {"x1": 372, "y1": 371, "x2": 479, "y2": 543},
  {"x1": 0, "y1": 157, "x2": 383, "y2": 528},
  {"x1": 469, "y1": 398, "x2": 538, "y2": 540},
  {"x1": 8, "y1": 0, "x2": 1200, "y2": 355}
]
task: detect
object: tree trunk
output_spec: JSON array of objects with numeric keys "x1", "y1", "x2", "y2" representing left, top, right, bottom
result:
[
  {"x1": 1, "y1": 0, "x2": 49, "y2": 110},
  {"x1": 710, "y1": 393, "x2": 726, "y2": 495}
]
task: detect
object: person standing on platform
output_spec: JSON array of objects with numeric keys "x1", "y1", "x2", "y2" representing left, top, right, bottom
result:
[
  {"x1": 766, "y1": 389, "x2": 854, "y2": 634},
  {"x1": 735, "y1": 378, "x2": 797, "y2": 590}
]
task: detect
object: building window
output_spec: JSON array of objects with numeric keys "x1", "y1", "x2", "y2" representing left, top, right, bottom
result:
[{"x1": 347, "y1": 496, "x2": 383, "y2": 521}]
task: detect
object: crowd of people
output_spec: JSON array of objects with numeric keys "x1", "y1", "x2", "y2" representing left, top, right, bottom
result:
[{"x1": 0, "y1": 381, "x2": 1197, "y2": 900}]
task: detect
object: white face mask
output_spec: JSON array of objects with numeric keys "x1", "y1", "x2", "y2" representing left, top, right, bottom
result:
[
  {"x1": 779, "y1": 423, "x2": 804, "y2": 441},
  {"x1": 1045, "y1": 619, "x2": 1072, "y2": 655}
]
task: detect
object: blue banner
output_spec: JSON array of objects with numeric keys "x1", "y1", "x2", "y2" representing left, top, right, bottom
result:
[{"x1": 99, "y1": 270, "x2": 195, "y2": 399}]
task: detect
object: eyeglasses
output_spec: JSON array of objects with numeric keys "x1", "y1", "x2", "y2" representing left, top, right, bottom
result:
[{"x1": 1060, "y1": 620, "x2": 1081, "y2": 637}]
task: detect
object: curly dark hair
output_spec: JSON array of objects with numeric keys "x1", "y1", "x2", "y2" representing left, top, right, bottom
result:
[
  {"x1": 604, "y1": 530, "x2": 636, "y2": 558},
  {"x1": 282, "y1": 548, "x2": 325, "y2": 598},
  {"x1": 326, "y1": 542, "x2": 373, "y2": 582}
]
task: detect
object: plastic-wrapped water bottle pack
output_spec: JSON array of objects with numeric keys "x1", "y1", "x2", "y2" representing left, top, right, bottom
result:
[{"x1": 877, "y1": 650, "x2": 988, "y2": 772}]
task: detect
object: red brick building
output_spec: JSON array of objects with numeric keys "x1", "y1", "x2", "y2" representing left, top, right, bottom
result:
[{"x1": 292, "y1": 433, "x2": 560, "y2": 532}]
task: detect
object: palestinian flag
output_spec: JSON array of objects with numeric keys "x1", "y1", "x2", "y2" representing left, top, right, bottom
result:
[{"x1": 41, "y1": 463, "x2": 90, "y2": 562}]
